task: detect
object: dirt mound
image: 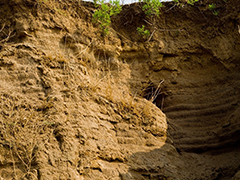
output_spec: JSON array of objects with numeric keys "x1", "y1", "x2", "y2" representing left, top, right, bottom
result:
[{"x1": 0, "y1": 0, "x2": 240, "y2": 179}]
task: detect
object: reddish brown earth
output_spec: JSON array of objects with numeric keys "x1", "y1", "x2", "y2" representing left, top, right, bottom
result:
[{"x1": 0, "y1": 0, "x2": 240, "y2": 179}]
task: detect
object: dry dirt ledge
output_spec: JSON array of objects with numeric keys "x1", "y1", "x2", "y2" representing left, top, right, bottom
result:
[{"x1": 0, "y1": 0, "x2": 240, "y2": 179}]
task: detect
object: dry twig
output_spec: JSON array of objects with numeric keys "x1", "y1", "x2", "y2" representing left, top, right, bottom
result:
[
  {"x1": 0, "y1": 23, "x2": 6, "y2": 33},
  {"x1": 147, "y1": 29, "x2": 156, "y2": 42},
  {"x1": 0, "y1": 27, "x2": 16, "y2": 43}
]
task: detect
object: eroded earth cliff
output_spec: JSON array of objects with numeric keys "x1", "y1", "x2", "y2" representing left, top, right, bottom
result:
[{"x1": 0, "y1": 0, "x2": 240, "y2": 179}]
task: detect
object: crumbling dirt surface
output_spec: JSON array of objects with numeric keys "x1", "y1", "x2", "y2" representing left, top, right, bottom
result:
[{"x1": 0, "y1": 0, "x2": 240, "y2": 179}]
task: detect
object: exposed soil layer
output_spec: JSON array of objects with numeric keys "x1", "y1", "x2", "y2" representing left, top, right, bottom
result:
[{"x1": 0, "y1": 0, "x2": 240, "y2": 179}]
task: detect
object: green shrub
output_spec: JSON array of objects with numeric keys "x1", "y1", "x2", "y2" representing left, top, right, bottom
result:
[
  {"x1": 208, "y1": 3, "x2": 219, "y2": 16},
  {"x1": 187, "y1": 0, "x2": 198, "y2": 5},
  {"x1": 208, "y1": 3, "x2": 216, "y2": 10},
  {"x1": 137, "y1": 25, "x2": 150, "y2": 37},
  {"x1": 212, "y1": 10, "x2": 219, "y2": 16},
  {"x1": 93, "y1": 0, "x2": 122, "y2": 35},
  {"x1": 137, "y1": 0, "x2": 162, "y2": 40},
  {"x1": 140, "y1": 0, "x2": 163, "y2": 17}
]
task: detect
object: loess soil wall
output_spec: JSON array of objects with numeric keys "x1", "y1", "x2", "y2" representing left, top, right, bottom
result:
[{"x1": 0, "y1": 0, "x2": 240, "y2": 179}]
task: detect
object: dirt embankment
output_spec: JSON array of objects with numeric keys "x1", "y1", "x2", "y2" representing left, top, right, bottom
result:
[{"x1": 0, "y1": 0, "x2": 240, "y2": 179}]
